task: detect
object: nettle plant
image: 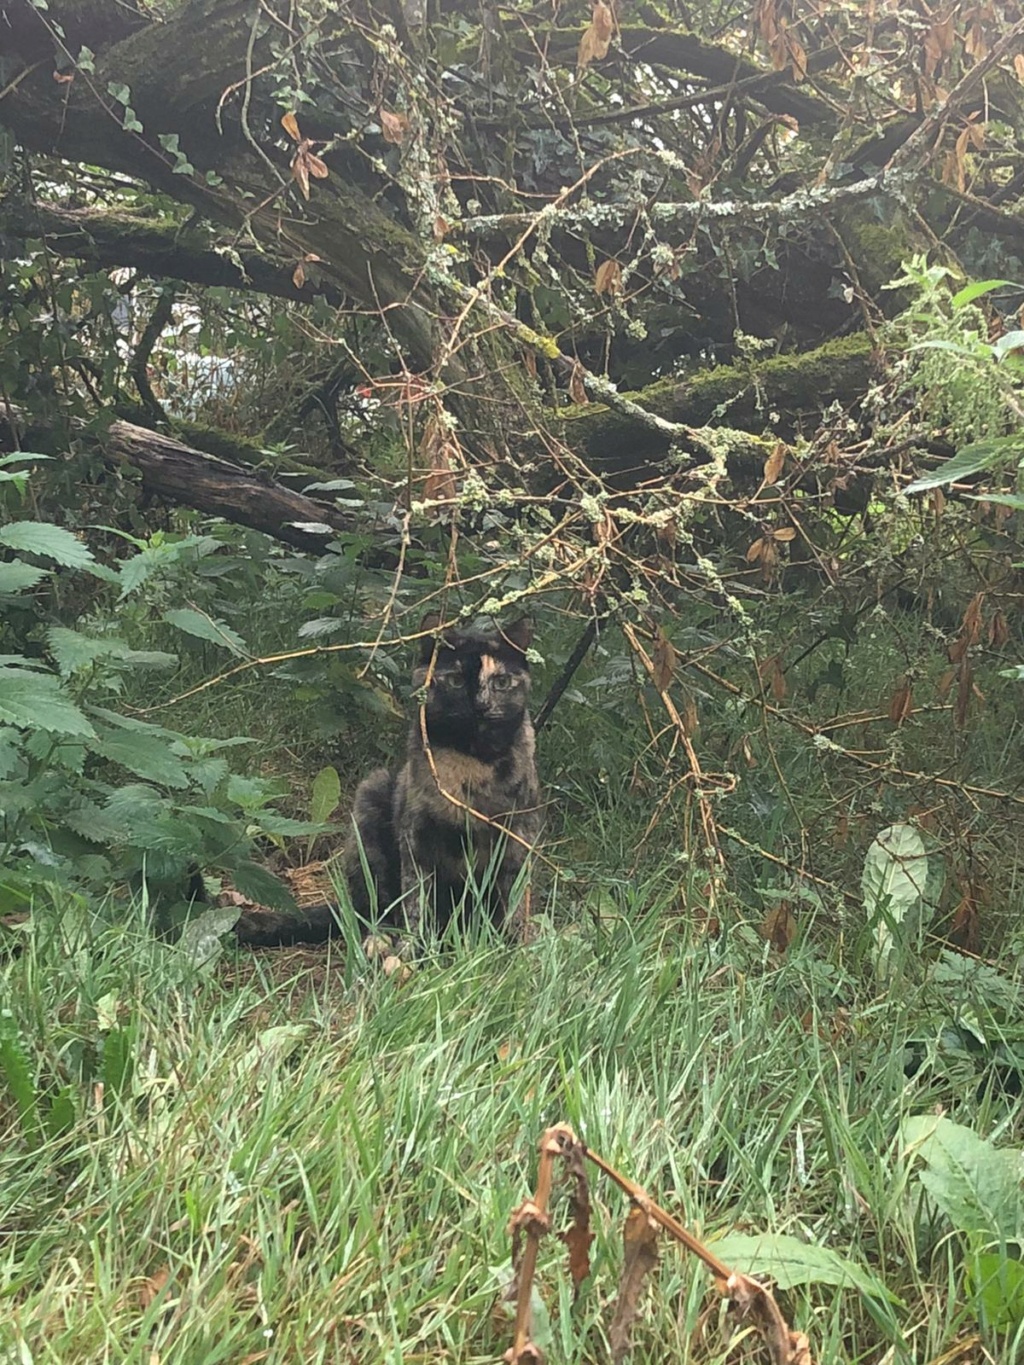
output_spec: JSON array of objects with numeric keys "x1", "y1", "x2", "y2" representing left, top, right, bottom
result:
[{"x1": 0, "y1": 454, "x2": 319, "y2": 919}]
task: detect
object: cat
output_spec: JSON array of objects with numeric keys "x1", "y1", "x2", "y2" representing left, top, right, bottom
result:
[{"x1": 233, "y1": 616, "x2": 542, "y2": 948}]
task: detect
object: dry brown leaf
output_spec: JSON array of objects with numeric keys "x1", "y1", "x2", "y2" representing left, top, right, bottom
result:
[
  {"x1": 949, "y1": 892, "x2": 981, "y2": 954},
  {"x1": 682, "y1": 693, "x2": 699, "y2": 736},
  {"x1": 53, "y1": 69, "x2": 75, "y2": 84},
  {"x1": 292, "y1": 261, "x2": 305, "y2": 289},
  {"x1": 291, "y1": 151, "x2": 310, "y2": 199},
  {"x1": 421, "y1": 413, "x2": 460, "y2": 505},
  {"x1": 955, "y1": 655, "x2": 973, "y2": 730},
  {"x1": 281, "y1": 110, "x2": 301, "y2": 142},
  {"x1": 561, "y1": 1141, "x2": 594, "y2": 1297},
  {"x1": 381, "y1": 108, "x2": 410, "y2": 144},
  {"x1": 608, "y1": 1207, "x2": 659, "y2": 1364},
  {"x1": 923, "y1": 16, "x2": 955, "y2": 79},
  {"x1": 761, "y1": 903, "x2": 796, "y2": 953},
  {"x1": 961, "y1": 592, "x2": 985, "y2": 645},
  {"x1": 787, "y1": 33, "x2": 807, "y2": 81},
  {"x1": 746, "y1": 537, "x2": 765, "y2": 564},
  {"x1": 138, "y1": 1266, "x2": 171, "y2": 1309},
  {"x1": 936, "y1": 667, "x2": 955, "y2": 702},
  {"x1": 1015, "y1": 52, "x2": 1024, "y2": 83},
  {"x1": 568, "y1": 361, "x2": 588, "y2": 405},
  {"x1": 306, "y1": 152, "x2": 329, "y2": 179},
  {"x1": 433, "y1": 214, "x2": 450, "y2": 240},
  {"x1": 578, "y1": 0, "x2": 614, "y2": 67},
  {"x1": 771, "y1": 525, "x2": 797, "y2": 542},
  {"x1": 595, "y1": 259, "x2": 623, "y2": 295},
  {"x1": 652, "y1": 627, "x2": 677, "y2": 693},
  {"x1": 988, "y1": 610, "x2": 1009, "y2": 647},
  {"x1": 723, "y1": 1270, "x2": 809, "y2": 1365},
  {"x1": 759, "y1": 654, "x2": 787, "y2": 702},
  {"x1": 888, "y1": 677, "x2": 914, "y2": 725},
  {"x1": 523, "y1": 349, "x2": 538, "y2": 380},
  {"x1": 763, "y1": 442, "x2": 786, "y2": 485}
]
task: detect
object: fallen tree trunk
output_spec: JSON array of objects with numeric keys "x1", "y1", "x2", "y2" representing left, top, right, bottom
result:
[
  {"x1": 0, "y1": 412, "x2": 368, "y2": 551},
  {"x1": 102, "y1": 420, "x2": 365, "y2": 551}
]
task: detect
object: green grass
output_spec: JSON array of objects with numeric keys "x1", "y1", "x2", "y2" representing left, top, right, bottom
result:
[{"x1": 3, "y1": 894, "x2": 1022, "y2": 1363}]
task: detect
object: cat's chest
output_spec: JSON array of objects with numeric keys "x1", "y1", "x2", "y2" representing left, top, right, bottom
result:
[{"x1": 432, "y1": 748, "x2": 500, "y2": 799}]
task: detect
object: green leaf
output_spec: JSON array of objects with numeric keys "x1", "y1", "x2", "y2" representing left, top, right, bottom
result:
[
  {"x1": 0, "y1": 452, "x2": 52, "y2": 468},
  {"x1": 901, "y1": 1116, "x2": 1022, "y2": 1243},
  {"x1": 179, "y1": 904, "x2": 242, "y2": 969},
  {"x1": 969, "y1": 492, "x2": 1024, "y2": 511},
  {"x1": 90, "y1": 728, "x2": 190, "y2": 789},
  {"x1": 0, "y1": 668, "x2": 96, "y2": 736},
  {"x1": 710, "y1": 1233, "x2": 895, "y2": 1301},
  {"x1": 0, "y1": 521, "x2": 95, "y2": 568},
  {"x1": 231, "y1": 859, "x2": 296, "y2": 911},
  {"x1": 966, "y1": 1250, "x2": 1024, "y2": 1331},
  {"x1": 0, "y1": 560, "x2": 48, "y2": 593},
  {"x1": 45, "y1": 1085, "x2": 76, "y2": 1140},
  {"x1": 904, "y1": 437, "x2": 1024, "y2": 494},
  {"x1": 163, "y1": 608, "x2": 249, "y2": 656},
  {"x1": 101, "y1": 1026, "x2": 134, "y2": 1102},
  {"x1": 63, "y1": 801, "x2": 129, "y2": 845},
  {"x1": 862, "y1": 823, "x2": 932, "y2": 980},
  {"x1": 0, "y1": 1009, "x2": 40, "y2": 1138},
  {"x1": 994, "y1": 330, "x2": 1024, "y2": 362},
  {"x1": 47, "y1": 627, "x2": 177, "y2": 676},
  {"x1": 951, "y1": 278, "x2": 1019, "y2": 308},
  {"x1": 310, "y1": 765, "x2": 342, "y2": 824}
]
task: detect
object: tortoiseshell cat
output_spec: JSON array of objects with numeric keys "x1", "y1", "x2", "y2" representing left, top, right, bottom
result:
[{"x1": 234, "y1": 617, "x2": 542, "y2": 948}]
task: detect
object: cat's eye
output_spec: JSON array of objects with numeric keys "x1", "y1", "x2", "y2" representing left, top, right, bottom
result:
[
  {"x1": 433, "y1": 672, "x2": 460, "y2": 689},
  {"x1": 491, "y1": 674, "x2": 519, "y2": 690}
]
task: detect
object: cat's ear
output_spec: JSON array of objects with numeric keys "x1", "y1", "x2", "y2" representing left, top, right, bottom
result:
[
  {"x1": 418, "y1": 611, "x2": 445, "y2": 661},
  {"x1": 501, "y1": 617, "x2": 533, "y2": 654}
]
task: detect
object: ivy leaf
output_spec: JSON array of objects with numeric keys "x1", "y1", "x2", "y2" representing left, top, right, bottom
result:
[
  {"x1": 0, "y1": 521, "x2": 95, "y2": 568},
  {"x1": 0, "y1": 668, "x2": 96, "y2": 736},
  {"x1": 163, "y1": 608, "x2": 249, "y2": 656}
]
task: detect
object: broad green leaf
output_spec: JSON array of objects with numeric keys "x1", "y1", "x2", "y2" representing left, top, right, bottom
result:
[
  {"x1": 901, "y1": 1116, "x2": 1023, "y2": 1243},
  {"x1": 90, "y1": 728, "x2": 190, "y2": 789},
  {"x1": 951, "y1": 278, "x2": 1019, "y2": 308},
  {"x1": 0, "y1": 521, "x2": 94, "y2": 567},
  {"x1": 969, "y1": 492, "x2": 1024, "y2": 511},
  {"x1": 253, "y1": 813, "x2": 333, "y2": 836},
  {"x1": 63, "y1": 801, "x2": 129, "y2": 845},
  {"x1": 310, "y1": 765, "x2": 342, "y2": 824},
  {"x1": 966, "y1": 1250, "x2": 1024, "y2": 1330},
  {"x1": 0, "y1": 668, "x2": 95, "y2": 737},
  {"x1": 904, "y1": 437, "x2": 1024, "y2": 494},
  {"x1": 0, "y1": 560, "x2": 47, "y2": 593},
  {"x1": 46, "y1": 627, "x2": 177, "y2": 677},
  {"x1": 862, "y1": 823, "x2": 931, "y2": 978},
  {"x1": 163, "y1": 607, "x2": 249, "y2": 656},
  {"x1": 994, "y1": 329, "x2": 1024, "y2": 362},
  {"x1": 179, "y1": 904, "x2": 242, "y2": 969},
  {"x1": 710, "y1": 1233, "x2": 894, "y2": 1301},
  {"x1": 232, "y1": 859, "x2": 296, "y2": 911}
]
